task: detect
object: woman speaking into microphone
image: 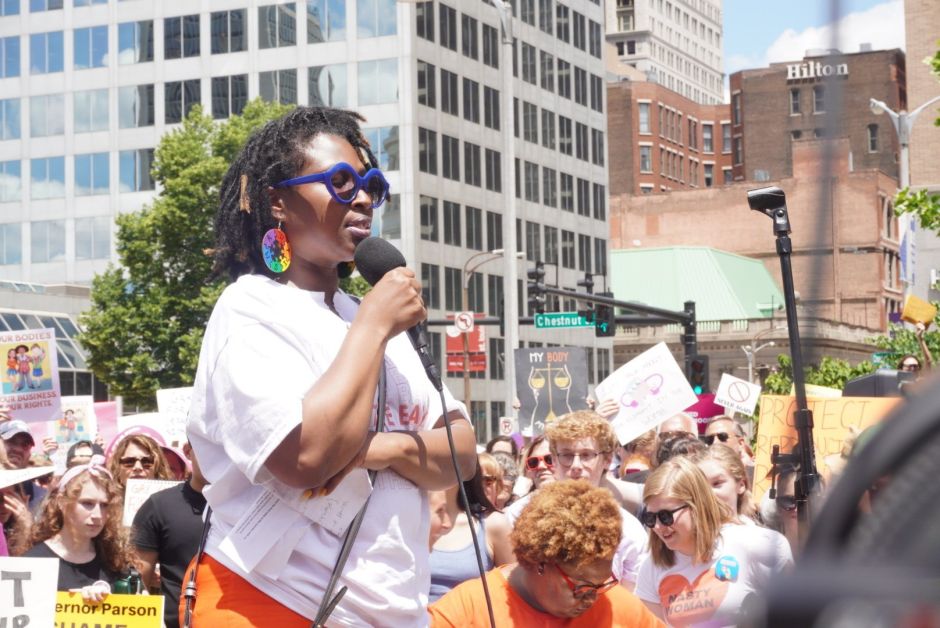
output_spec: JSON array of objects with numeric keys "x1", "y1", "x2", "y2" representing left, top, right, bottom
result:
[{"x1": 185, "y1": 107, "x2": 476, "y2": 627}]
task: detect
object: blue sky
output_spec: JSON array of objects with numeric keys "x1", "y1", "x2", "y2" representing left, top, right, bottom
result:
[{"x1": 723, "y1": 0, "x2": 905, "y2": 76}]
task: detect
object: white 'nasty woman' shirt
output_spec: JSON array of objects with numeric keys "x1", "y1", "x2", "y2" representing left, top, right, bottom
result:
[
  {"x1": 635, "y1": 523, "x2": 792, "y2": 627},
  {"x1": 187, "y1": 274, "x2": 467, "y2": 627}
]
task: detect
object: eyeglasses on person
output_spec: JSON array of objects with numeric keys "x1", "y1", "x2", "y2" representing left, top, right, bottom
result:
[
  {"x1": 272, "y1": 162, "x2": 390, "y2": 209},
  {"x1": 641, "y1": 504, "x2": 689, "y2": 528},
  {"x1": 900, "y1": 360, "x2": 921, "y2": 372},
  {"x1": 119, "y1": 456, "x2": 155, "y2": 469},
  {"x1": 703, "y1": 432, "x2": 731, "y2": 446},
  {"x1": 554, "y1": 450, "x2": 607, "y2": 466},
  {"x1": 554, "y1": 563, "x2": 618, "y2": 600},
  {"x1": 525, "y1": 454, "x2": 554, "y2": 470}
]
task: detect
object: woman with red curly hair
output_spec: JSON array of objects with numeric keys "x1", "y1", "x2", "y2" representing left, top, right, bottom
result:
[
  {"x1": 429, "y1": 480, "x2": 663, "y2": 626},
  {"x1": 24, "y1": 455, "x2": 137, "y2": 601}
]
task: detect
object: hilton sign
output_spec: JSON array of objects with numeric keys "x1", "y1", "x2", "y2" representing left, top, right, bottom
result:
[{"x1": 786, "y1": 61, "x2": 849, "y2": 81}]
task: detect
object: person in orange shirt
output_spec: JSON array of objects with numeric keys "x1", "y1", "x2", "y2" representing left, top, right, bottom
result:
[{"x1": 429, "y1": 480, "x2": 664, "y2": 627}]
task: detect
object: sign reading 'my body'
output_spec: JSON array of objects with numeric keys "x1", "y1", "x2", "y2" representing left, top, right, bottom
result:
[{"x1": 786, "y1": 61, "x2": 849, "y2": 81}]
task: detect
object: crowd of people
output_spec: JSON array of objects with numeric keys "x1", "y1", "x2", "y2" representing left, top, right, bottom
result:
[
  {"x1": 0, "y1": 106, "x2": 895, "y2": 626},
  {"x1": 1, "y1": 410, "x2": 206, "y2": 628}
]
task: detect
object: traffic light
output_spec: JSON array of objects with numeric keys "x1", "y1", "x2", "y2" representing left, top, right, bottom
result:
[
  {"x1": 594, "y1": 291, "x2": 616, "y2": 337},
  {"x1": 576, "y1": 272, "x2": 594, "y2": 294},
  {"x1": 687, "y1": 354, "x2": 709, "y2": 395},
  {"x1": 527, "y1": 261, "x2": 546, "y2": 314}
]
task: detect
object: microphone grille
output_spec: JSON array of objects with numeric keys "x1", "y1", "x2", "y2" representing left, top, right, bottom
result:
[{"x1": 353, "y1": 237, "x2": 406, "y2": 286}]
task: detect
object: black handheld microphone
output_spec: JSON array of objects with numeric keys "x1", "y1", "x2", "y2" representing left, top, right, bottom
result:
[{"x1": 353, "y1": 237, "x2": 443, "y2": 391}]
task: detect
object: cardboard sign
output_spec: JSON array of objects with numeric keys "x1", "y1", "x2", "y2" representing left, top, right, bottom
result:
[
  {"x1": 123, "y1": 478, "x2": 183, "y2": 527},
  {"x1": 56, "y1": 591, "x2": 164, "y2": 627},
  {"x1": 714, "y1": 374, "x2": 762, "y2": 416},
  {"x1": 0, "y1": 328, "x2": 62, "y2": 422},
  {"x1": 0, "y1": 556, "x2": 59, "y2": 628},
  {"x1": 594, "y1": 342, "x2": 698, "y2": 445},
  {"x1": 0, "y1": 465, "x2": 56, "y2": 491},
  {"x1": 156, "y1": 386, "x2": 193, "y2": 446},
  {"x1": 514, "y1": 347, "x2": 589, "y2": 437},
  {"x1": 753, "y1": 394, "x2": 901, "y2": 499},
  {"x1": 901, "y1": 294, "x2": 937, "y2": 325}
]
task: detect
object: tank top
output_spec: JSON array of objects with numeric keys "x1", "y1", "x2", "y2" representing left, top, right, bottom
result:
[{"x1": 428, "y1": 515, "x2": 494, "y2": 602}]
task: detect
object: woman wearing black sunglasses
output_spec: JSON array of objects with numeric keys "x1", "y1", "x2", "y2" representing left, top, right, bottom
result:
[
  {"x1": 635, "y1": 457, "x2": 791, "y2": 626},
  {"x1": 183, "y1": 107, "x2": 476, "y2": 627}
]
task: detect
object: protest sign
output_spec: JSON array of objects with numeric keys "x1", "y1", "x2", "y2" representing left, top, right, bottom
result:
[
  {"x1": 156, "y1": 386, "x2": 193, "y2": 446},
  {"x1": 0, "y1": 465, "x2": 55, "y2": 491},
  {"x1": 714, "y1": 374, "x2": 762, "y2": 416},
  {"x1": 594, "y1": 342, "x2": 698, "y2": 445},
  {"x1": 123, "y1": 478, "x2": 183, "y2": 527},
  {"x1": 0, "y1": 556, "x2": 59, "y2": 628},
  {"x1": 514, "y1": 347, "x2": 588, "y2": 437},
  {"x1": 0, "y1": 327, "x2": 61, "y2": 422},
  {"x1": 753, "y1": 394, "x2": 901, "y2": 498},
  {"x1": 94, "y1": 399, "x2": 122, "y2": 445},
  {"x1": 56, "y1": 591, "x2": 164, "y2": 627}
]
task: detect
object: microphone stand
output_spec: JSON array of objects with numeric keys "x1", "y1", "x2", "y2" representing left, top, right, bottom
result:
[{"x1": 748, "y1": 186, "x2": 820, "y2": 546}]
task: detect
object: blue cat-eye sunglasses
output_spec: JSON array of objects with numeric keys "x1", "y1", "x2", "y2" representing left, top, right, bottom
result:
[{"x1": 273, "y1": 162, "x2": 390, "y2": 209}]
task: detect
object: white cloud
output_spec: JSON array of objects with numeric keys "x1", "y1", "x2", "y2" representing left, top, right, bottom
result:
[{"x1": 765, "y1": 0, "x2": 905, "y2": 63}]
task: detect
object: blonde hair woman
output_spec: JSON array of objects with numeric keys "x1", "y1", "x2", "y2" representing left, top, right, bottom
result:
[
  {"x1": 692, "y1": 444, "x2": 758, "y2": 522},
  {"x1": 635, "y1": 457, "x2": 791, "y2": 626}
]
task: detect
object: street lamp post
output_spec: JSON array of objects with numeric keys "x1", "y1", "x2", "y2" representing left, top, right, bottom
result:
[
  {"x1": 870, "y1": 95, "x2": 940, "y2": 294},
  {"x1": 461, "y1": 250, "x2": 507, "y2": 415},
  {"x1": 742, "y1": 341, "x2": 775, "y2": 384},
  {"x1": 741, "y1": 325, "x2": 787, "y2": 383},
  {"x1": 493, "y1": 0, "x2": 520, "y2": 423},
  {"x1": 870, "y1": 95, "x2": 940, "y2": 189}
]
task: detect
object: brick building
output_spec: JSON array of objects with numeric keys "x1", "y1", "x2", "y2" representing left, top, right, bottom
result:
[
  {"x1": 904, "y1": 0, "x2": 940, "y2": 302},
  {"x1": 607, "y1": 79, "x2": 732, "y2": 196},
  {"x1": 728, "y1": 49, "x2": 906, "y2": 183},
  {"x1": 905, "y1": 0, "x2": 940, "y2": 188},
  {"x1": 610, "y1": 139, "x2": 901, "y2": 332}
]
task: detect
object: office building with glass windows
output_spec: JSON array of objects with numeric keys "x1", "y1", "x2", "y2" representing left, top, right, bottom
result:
[
  {"x1": 604, "y1": 0, "x2": 724, "y2": 105},
  {"x1": 0, "y1": 0, "x2": 611, "y2": 439}
]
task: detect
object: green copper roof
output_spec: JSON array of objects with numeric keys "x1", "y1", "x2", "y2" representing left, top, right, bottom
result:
[{"x1": 609, "y1": 247, "x2": 785, "y2": 321}]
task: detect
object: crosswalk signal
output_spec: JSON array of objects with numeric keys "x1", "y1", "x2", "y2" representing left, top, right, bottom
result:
[
  {"x1": 527, "y1": 261, "x2": 546, "y2": 314},
  {"x1": 595, "y1": 291, "x2": 616, "y2": 337},
  {"x1": 687, "y1": 355, "x2": 709, "y2": 395}
]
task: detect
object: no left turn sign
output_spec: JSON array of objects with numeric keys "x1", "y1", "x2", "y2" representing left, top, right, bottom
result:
[{"x1": 454, "y1": 311, "x2": 475, "y2": 333}]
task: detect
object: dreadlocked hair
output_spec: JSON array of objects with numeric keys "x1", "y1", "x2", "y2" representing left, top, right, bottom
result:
[{"x1": 213, "y1": 106, "x2": 379, "y2": 281}]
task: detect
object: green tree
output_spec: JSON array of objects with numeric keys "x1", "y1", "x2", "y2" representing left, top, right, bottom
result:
[
  {"x1": 762, "y1": 354, "x2": 876, "y2": 395},
  {"x1": 869, "y1": 308, "x2": 940, "y2": 368},
  {"x1": 79, "y1": 100, "x2": 292, "y2": 407}
]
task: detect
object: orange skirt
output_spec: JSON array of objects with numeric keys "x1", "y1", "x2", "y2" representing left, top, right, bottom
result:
[{"x1": 179, "y1": 553, "x2": 311, "y2": 627}]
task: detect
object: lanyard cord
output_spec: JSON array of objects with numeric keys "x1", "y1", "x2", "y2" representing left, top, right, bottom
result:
[{"x1": 311, "y1": 362, "x2": 387, "y2": 628}]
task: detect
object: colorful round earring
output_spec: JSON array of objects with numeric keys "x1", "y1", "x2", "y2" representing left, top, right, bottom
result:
[{"x1": 262, "y1": 222, "x2": 291, "y2": 273}]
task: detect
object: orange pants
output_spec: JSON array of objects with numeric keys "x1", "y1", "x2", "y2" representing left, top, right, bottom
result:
[{"x1": 179, "y1": 553, "x2": 311, "y2": 627}]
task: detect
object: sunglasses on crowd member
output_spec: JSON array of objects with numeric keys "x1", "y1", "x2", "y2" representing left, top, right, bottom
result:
[
  {"x1": 900, "y1": 360, "x2": 921, "y2": 372},
  {"x1": 525, "y1": 454, "x2": 554, "y2": 470},
  {"x1": 554, "y1": 563, "x2": 619, "y2": 600},
  {"x1": 777, "y1": 495, "x2": 797, "y2": 512},
  {"x1": 119, "y1": 456, "x2": 155, "y2": 469},
  {"x1": 554, "y1": 450, "x2": 607, "y2": 466},
  {"x1": 272, "y1": 162, "x2": 390, "y2": 209},
  {"x1": 640, "y1": 504, "x2": 689, "y2": 528},
  {"x1": 703, "y1": 432, "x2": 731, "y2": 446}
]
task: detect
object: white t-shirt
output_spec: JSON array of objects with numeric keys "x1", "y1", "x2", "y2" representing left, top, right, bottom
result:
[
  {"x1": 187, "y1": 274, "x2": 467, "y2": 627},
  {"x1": 504, "y1": 489, "x2": 650, "y2": 584},
  {"x1": 635, "y1": 523, "x2": 792, "y2": 627}
]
